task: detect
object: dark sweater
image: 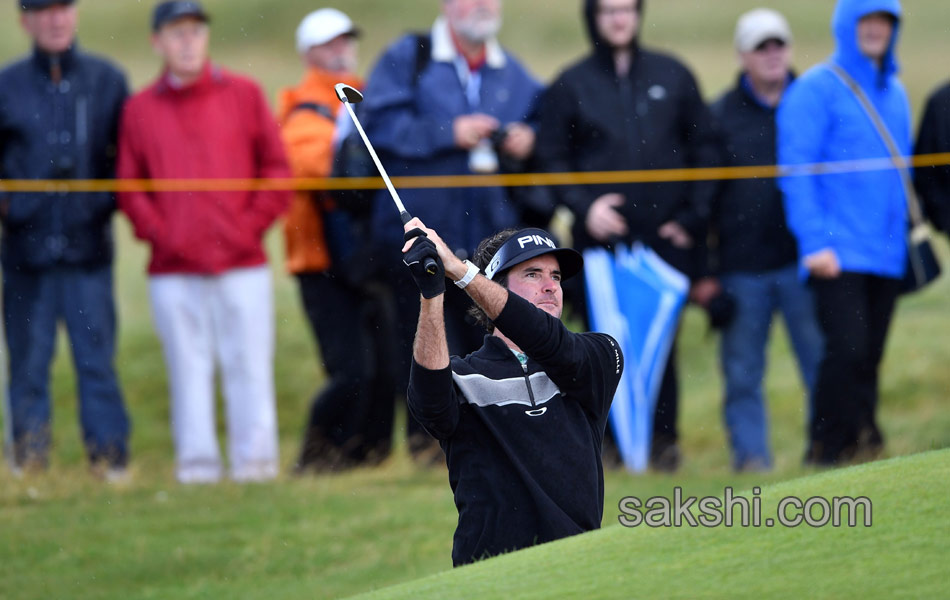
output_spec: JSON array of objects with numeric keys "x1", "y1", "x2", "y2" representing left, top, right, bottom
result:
[
  {"x1": 536, "y1": 47, "x2": 720, "y2": 276},
  {"x1": 706, "y1": 74, "x2": 799, "y2": 274},
  {"x1": 408, "y1": 293, "x2": 623, "y2": 566}
]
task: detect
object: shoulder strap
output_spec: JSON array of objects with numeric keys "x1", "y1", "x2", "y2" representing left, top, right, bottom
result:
[
  {"x1": 827, "y1": 63, "x2": 924, "y2": 227},
  {"x1": 289, "y1": 101, "x2": 335, "y2": 121},
  {"x1": 412, "y1": 33, "x2": 431, "y2": 86}
]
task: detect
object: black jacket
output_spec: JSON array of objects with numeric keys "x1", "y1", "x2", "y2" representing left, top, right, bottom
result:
[
  {"x1": 536, "y1": 2, "x2": 719, "y2": 276},
  {"x1": 408, "y1": 293, "x2": 622, "y2": 566},
  {"x1": 914, "y1": 81, "x2": 950, "y2": 233},
  {"x1": 0, "y1": 44, "x2": 128, "y2": 270},
  {"x1": 705, "y1": 74, "x2": 798, "y2": 275}
]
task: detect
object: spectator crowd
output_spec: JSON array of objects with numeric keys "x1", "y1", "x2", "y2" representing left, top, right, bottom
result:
[{"x1": 1, "y1": 0, "x2": 947, "y2": 482}]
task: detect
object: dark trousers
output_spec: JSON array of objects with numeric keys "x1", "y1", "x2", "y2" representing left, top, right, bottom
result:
[
  {"x1": 296, "y1": 272, "x2": 397, "y2": 467},
  {"x1": 652, "y1": 343, "x2": 679, "y2": 442},
  {"x1": 3, "y1": 264, "x2": 129, "y2": 467},
  {"x1": 809, "y1": 272, "x2": 900, "y2": 463}
]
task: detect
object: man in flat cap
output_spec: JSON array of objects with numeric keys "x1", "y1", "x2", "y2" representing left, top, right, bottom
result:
[
  {"x1": 0, "y1": 0, "x2": 130, "y2": 480},
  {"x1": 117, "y1": 1, "x2": 291, "y2": 483}
]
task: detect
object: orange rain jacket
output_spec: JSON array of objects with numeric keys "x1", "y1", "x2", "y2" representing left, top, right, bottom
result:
[{"x1": 277, "y1": 68, "x2": 363, "y2": 274}]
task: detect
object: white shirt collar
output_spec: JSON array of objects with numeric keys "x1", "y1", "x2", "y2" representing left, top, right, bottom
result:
[{"x1": 430, "y1": 16, "x2": 506, "y2": 69}]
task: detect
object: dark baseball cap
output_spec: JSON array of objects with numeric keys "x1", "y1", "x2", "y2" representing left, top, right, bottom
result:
[
  {"x1": 484, "y1": 228, "x2": 584, "y2": 282},
  {"x1": 152, "y1": 1, "x2": 210, "y2": 32},
  {"x1": 18, "y1": 0, "x2": 76, "y2": 10}
]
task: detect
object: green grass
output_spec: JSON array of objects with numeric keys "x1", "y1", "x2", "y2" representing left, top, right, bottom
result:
[
  {"x1": 354, "y1": 449, "x2": 950, "y2": 600},
  {"x1": 1, "y1": 1, "x2": 950, "y2": 599}
]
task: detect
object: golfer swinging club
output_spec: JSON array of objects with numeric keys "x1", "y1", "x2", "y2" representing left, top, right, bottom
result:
[{"x1": 402, "y1": 217, "x2": 623, "y2": 566}]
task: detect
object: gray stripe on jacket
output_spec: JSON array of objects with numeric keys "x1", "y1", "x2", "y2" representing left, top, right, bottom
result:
[{"x1": 451, "y1": 371, "x2": 561, "y2": 408}]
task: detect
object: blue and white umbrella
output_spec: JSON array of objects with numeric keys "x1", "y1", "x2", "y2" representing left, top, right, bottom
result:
[{"x1": 584, "y1": 243, "x2": 689, "y2": 472}]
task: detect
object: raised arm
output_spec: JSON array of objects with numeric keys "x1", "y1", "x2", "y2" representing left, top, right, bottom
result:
[
  {"x1": 402, "y1": 218, "x2": 622, "y2": 418},
  {"x1": 404, "y1": 232, "x2": 459, "y2": 440}
]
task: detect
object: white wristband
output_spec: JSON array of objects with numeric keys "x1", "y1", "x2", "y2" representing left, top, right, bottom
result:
[{"x1": 454, "y1": 260, "x2": 480, "y2": 289}]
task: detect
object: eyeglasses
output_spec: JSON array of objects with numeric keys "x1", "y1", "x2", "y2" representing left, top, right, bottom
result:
[{"x1": 753, "y1": 38, "x2": 787, "y2": 53}]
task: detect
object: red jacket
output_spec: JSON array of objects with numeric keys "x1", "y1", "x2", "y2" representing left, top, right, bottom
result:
[{"x1": 117, "y1": 63, "x2": 290, "y2": 274}]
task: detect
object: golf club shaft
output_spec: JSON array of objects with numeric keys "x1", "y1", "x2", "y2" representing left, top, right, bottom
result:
[
  {"x1": 341, "y1": 101, "x2": 411, "y2": 225},
  {"x1": 340, "y1": 100, "x2": 437, "y2": 275}
]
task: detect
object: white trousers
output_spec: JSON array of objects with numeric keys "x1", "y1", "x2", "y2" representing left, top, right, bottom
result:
[{"x1": 149, "y1": 266, "x2": 278, "y2": 483}]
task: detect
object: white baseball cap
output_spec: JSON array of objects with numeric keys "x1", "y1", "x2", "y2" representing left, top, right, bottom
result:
[
  {"x1": 734, "y1": 8, "x2": 792, "y2": 53},
  {"x1": 296, "y1": 8, "x2": 360, "y2": 55}
]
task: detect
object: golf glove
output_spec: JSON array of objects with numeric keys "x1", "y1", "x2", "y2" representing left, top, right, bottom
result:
[{"x1": 403, "y1": 234, "x2": 445, "y2": 299}]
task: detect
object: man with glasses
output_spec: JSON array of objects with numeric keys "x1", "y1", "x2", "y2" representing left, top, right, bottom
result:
[{"x1": 536, "y1": 0, "x2": 720, "y2": 471}]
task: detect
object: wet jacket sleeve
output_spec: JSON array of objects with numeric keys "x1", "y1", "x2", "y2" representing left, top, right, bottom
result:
[
  {"x1": 535, "y1": 79, "x2": 596, "y2": 220},
  {"x1": 673, "y1": 70, "x2": 721, "y2": 241},
  {"x1": 408, "y1": 360, "x2": 460, "y2": 440},
  {"x1": 493, "y1": 293, "x2": 623, "y2": 421},
  {"x1": 777, "y1": 79, "x2": 832, "y2": 258}
]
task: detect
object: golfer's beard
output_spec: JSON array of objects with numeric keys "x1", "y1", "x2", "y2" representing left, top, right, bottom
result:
[{"x1": 454, "y1": 14, "x2": 502, "y2": 43}]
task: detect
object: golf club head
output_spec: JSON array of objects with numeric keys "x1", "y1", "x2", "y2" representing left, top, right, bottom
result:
[{"x1": 334, "y1": 83, "x2": 363, "y2": 104}]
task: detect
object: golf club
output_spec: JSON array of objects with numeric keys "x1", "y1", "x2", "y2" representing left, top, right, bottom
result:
[{"x1": 334, "y1": 83, "x2": 437, "y2": 275}]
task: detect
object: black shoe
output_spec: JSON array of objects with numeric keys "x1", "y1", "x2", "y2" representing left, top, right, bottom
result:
[{"x1": 293, "y1": 430, "x2": 350, "y2": 475}]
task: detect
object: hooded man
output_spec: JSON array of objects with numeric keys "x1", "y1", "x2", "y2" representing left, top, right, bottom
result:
[
  {"x1": 0, "y1": 0, "x2": 130, "y2": 479},
  {"x1": 778, "y1": 0, "x2": 909, "y2": 466},
  {"x1": 535, "y1": 0, "x2": 720, "y2": 471}
]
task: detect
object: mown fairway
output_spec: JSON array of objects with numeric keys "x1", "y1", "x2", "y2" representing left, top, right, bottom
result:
[{"x1": 1, "y1": 1, "x2": 949, "y2": 599}]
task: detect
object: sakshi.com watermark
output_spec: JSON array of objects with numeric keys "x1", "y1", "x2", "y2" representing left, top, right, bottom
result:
[{"x1": 618, "y1": 487, "x2": 873, "y2": 528}]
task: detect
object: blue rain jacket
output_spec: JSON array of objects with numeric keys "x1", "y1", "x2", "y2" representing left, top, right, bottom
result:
[{"x1": 777, "y1": 0, "x2": 910, "y2": 278}]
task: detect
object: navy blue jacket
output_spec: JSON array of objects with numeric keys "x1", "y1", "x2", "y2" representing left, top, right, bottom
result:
[
  {"x1": 360, "y1": 18, "x2": 542, "y2": 257},
  {"x1": 408, "y1": 293, "x2": 623, "y2": 566},
  {"x1": 0, "y1": 44, "x2": 128, "y2": 270},
  {"x1": 706, "y1": 74, "x2": 798, "y2": 275},
  {"x1": 778, "y1": 0, "x2": 909, "y2": 278}
]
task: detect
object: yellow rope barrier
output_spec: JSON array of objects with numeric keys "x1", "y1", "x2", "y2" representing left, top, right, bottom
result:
[{"x1": 1, "y1": 153, "x2": 949, "y2": 194}]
